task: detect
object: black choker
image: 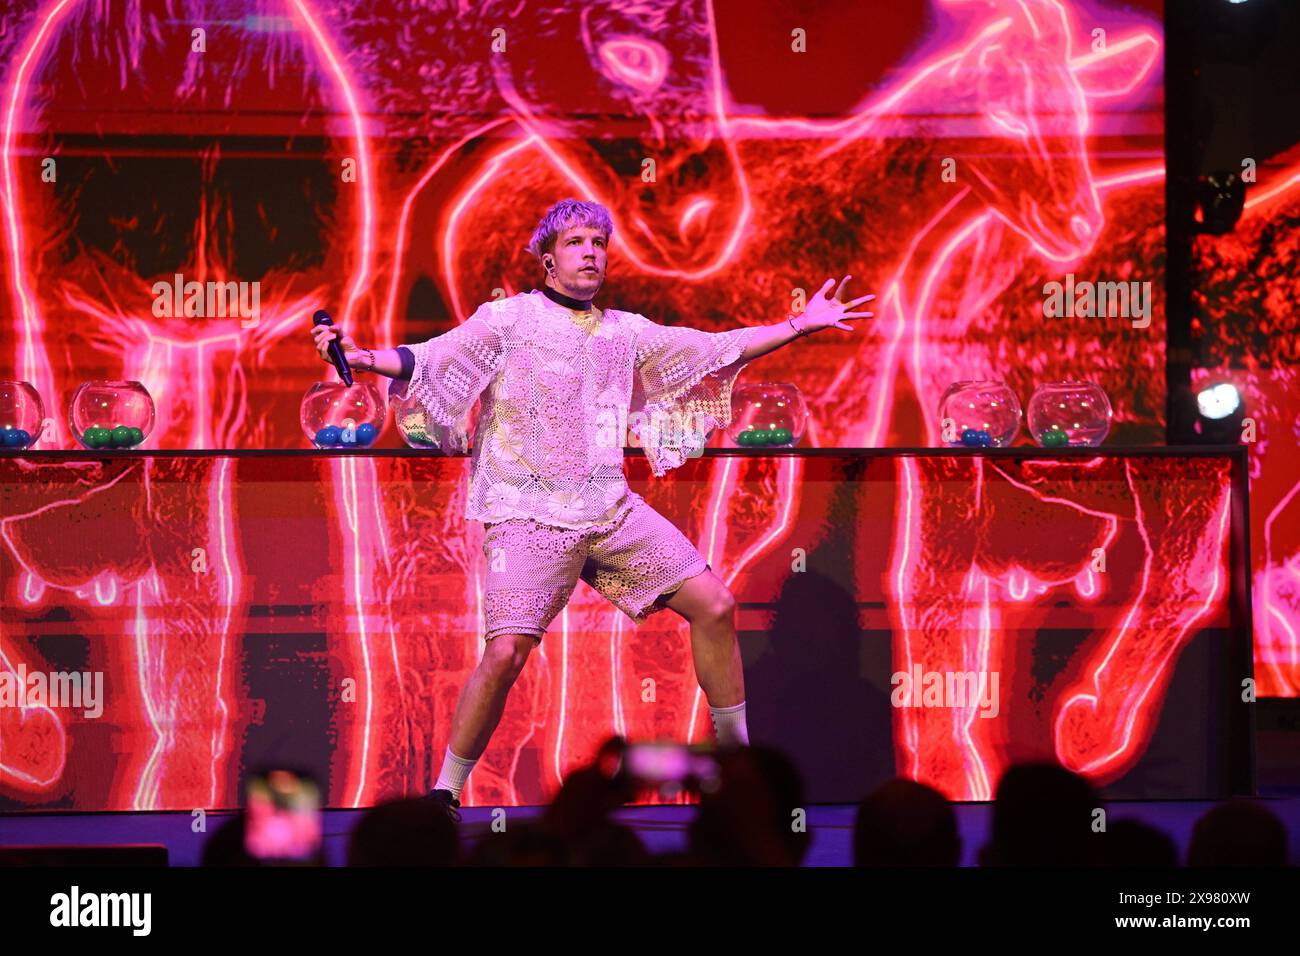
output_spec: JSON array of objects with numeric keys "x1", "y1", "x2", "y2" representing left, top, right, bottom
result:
[{"x1": 538, "y1": 285, "x2": 593, "y2": 311}]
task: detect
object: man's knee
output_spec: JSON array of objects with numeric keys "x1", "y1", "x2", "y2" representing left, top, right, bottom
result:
[
  {"x1": 704, "y1": 587, "x2": 736, "y2": 625},
  {"x1": 482, "y1": 632, "x2": 539, "y2": 680}
]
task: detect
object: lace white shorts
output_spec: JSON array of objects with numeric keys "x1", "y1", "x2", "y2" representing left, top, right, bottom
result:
[{"x1": 480, "y1": 492, "x2": 710, "y2": 643}]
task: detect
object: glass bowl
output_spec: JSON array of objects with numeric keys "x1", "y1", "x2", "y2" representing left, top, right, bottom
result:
[
  {"x1": 1027, "y1": 380, "x2": 1112, "y2": 447},
  {"x1": 300, "y1": 381, "x2": 387, "y2": 449},
  {"x1": 727, "y1": 382, "x2": 808, "y2": 448},
  {"x1": 389, "y1": 381, "x2": 470, "y2": 453},
  {"x1": 69, "y1": 380, "x2": 155, "y2": 450},
  {"x1": 0, "y1": 381, "x2": 52, "y2": 450},
  {"x1": 937, "y1": 380, "x2": 1022, "y2": 447}
]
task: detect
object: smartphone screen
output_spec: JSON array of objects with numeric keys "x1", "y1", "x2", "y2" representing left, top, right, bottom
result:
[
  {"x1": 244, "y1": 769, "x2": 323, "y2": 864},
  {"x1": 621, "y1": 743, "x2": 720, "y2": 793}
]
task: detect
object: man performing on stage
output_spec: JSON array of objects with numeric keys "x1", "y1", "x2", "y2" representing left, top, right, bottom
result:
[{"x1": 310, "y1": 198, "x2": 874, "y2": 819}]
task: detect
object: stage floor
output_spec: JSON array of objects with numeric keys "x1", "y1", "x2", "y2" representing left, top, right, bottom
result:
[{"x1": 4, "y1": 794, "x2": 1298, "y2": 866}]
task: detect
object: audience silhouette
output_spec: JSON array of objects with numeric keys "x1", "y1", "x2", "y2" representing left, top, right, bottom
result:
[{"x1": 198, "y1": 751, "x2": 1291, "y2": 867}]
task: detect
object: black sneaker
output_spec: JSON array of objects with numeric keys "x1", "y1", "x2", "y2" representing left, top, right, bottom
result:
[{"x1": 427, "y1": 788, "x2": 462, "y2": 823}]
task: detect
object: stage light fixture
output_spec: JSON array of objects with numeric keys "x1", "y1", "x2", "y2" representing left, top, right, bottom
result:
[
  {"x1": 1193, "y1": 171, "x2": 1246, "y2": 234},
  {"x1": 1197, "y1": 382, "x2": 1241, "y2": 419},
  {"x1": 1192, "y1": 382, "x2": 1246, "y2": 443}
]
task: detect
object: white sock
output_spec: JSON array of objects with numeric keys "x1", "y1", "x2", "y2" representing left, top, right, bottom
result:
[
  {"x1": 433, "y1": 747, "x2": 477, "y2": 801},
  {"x1": 709, "y1": 701, "x2": 750, "y2": 747}
]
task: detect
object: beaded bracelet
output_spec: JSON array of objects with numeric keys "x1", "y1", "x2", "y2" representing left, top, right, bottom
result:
[{"x1": 788, "y1": 314, "x2": 809, "y2": 337}]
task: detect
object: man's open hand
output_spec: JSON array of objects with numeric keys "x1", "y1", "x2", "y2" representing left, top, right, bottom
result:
[{"x1": 798, "y1": 275, "x2": 875, "y2": 332}]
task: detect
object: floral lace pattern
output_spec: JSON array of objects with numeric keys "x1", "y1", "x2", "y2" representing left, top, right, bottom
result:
[
  {"x1": 401, "y1": 290, "x2": 761, "y2": 528},
  {"x1": 629, "y1": 314, "x2": 758, "y2": 477},
  {"x1": 481, "y1": 492, "x2": 710, "y2": 640}
]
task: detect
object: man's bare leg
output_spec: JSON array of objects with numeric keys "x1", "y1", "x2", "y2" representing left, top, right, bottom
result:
[
  {"x1": 431, "y1": 632, "x2": 537, "y2": 802},
  {"x1": 664, "y1": 569, "x2": 748, "y2": 744},
  {"x1": 448, "y1": 632, "x2": 538, "y2": 758}
]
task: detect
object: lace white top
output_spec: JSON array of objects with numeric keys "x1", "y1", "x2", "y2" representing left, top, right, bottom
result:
[{"x1": 393, "y1": 289, "x2": 760, "y2": 529}]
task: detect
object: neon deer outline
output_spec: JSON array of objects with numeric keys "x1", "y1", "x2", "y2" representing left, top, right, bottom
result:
[
  {"x1": 732, "y1": 0, "x2": 1159, "y2": 448},
  {"x1": 308, "y1": 0, "x2": 750, "y2": 345},
  {"x1": 889, "y1": 455, "x2": 1232, "y2": 800}
]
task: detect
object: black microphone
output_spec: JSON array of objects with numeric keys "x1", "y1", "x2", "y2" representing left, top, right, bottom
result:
[{"x1": 312, "y1": 309, "x2": 353, "y2": 386}]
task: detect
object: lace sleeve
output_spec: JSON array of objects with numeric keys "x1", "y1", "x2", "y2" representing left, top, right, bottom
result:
[
  {"x1": 630, "y1": 315, "x2": 761, "y2": 477},
  {"x1": 390, "y1": 301, "x2": 515, "y2": 427}
]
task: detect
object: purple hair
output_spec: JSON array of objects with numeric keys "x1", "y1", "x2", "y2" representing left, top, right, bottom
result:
[{"x1": 526, "y1": 198, "x2": 615, "y2": 263}]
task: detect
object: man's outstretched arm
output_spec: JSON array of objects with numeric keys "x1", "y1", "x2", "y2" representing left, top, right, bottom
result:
[{"x1": 739, "y1": 275, "x2": 875, "y2": 362}]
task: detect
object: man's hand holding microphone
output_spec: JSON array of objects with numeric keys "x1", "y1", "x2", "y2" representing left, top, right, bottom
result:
[{"x1": 309, "y1": 311, "x2": 469, "y2": 454}]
